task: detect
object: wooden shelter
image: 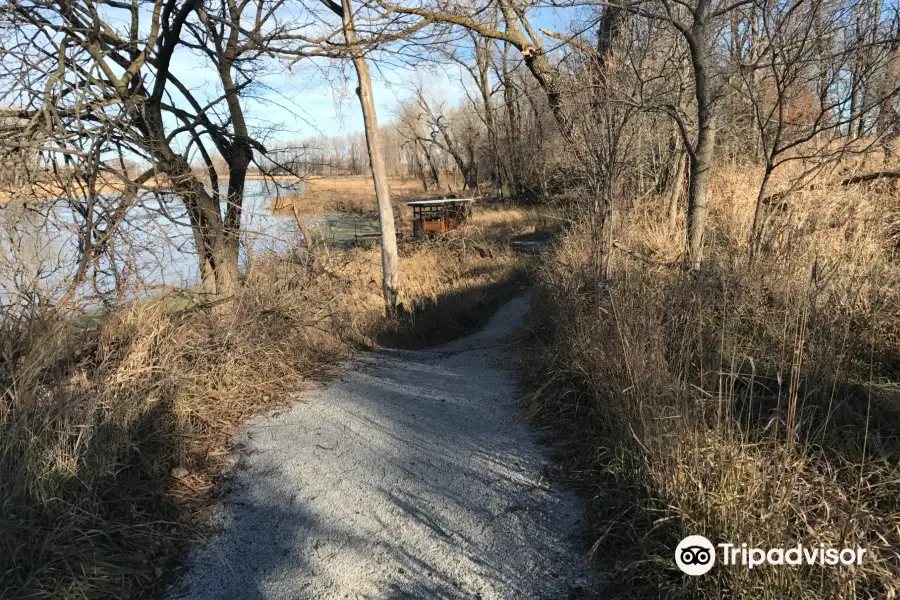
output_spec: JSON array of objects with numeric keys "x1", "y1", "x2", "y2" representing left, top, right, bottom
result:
[{"x1": 407, "y1": 198, "x2": 475, "y2": 236}]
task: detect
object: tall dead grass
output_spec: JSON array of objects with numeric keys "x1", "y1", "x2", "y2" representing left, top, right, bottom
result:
[
  {"x1": 0, "y1": 203, "x2": 544, "y2": 599},
  {"x1": 376, "y1": 204, "x2": 549, "y2": 346},
  {"x1": 271, "y1": 175, "x2": 429, "y2": 217},
  {"x1": 0, "y1": 257, "x2": 351, "y2": 599},
  {"x1": 524, "y1": 165, "x2": 900, "y2": 598}
]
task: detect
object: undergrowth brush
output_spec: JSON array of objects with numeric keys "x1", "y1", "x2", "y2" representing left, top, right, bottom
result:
[
  {"x1": 0, "y1": 204, "x2": 546, "y2": 599},
  {"x1": 524, "y1": 167, "x2": 900, "y2": 599}
]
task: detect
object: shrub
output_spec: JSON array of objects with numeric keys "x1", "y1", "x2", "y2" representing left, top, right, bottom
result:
[{"x1": 524, "y1": 170, "x2": 900, "y2": 599}]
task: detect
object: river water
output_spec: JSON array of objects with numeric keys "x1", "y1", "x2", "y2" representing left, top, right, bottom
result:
[{"x1": 0, "y1": 180, "x2": 377, "y2": 306}]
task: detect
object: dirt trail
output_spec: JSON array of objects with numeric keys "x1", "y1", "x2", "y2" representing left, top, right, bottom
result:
[{"x1": 171, "y1": 295, "x2": 602, "y2": 599}]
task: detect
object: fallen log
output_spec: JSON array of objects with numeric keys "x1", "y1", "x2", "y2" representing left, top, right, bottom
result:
[{"x1": 839, "y1": 170, "x2": 900, "y2": 186}]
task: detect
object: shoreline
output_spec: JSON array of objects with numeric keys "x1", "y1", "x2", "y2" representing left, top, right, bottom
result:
[{"x1": 0, "y1": 174, "x2": 305, "y2": 203}]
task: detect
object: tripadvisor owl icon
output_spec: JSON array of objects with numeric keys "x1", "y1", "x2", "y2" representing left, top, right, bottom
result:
[{"x1": 676, "y1": 535, "x2": 716, "y2": 575}]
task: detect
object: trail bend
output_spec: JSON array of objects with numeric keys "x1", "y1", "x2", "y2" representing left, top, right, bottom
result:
[{"x1": 173, "y1": 295, "x2": 602, "y2": 600}]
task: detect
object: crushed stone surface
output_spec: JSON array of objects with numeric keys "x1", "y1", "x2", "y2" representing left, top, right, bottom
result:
[{"x1": 171, "y1": 295, "x2": 603, "y2": 599}]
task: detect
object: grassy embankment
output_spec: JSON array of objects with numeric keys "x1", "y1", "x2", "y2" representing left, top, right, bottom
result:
[
  {"x1": 272, "y1": 173, "x2": 430, "y2": 218},
  {"x1": 0, "y1": 172, "x2": 307, "y2": 203},
  {"x1": 0, "y1": 175, "x2": 548, "y2": 599},
  {"x1": 523, "y1": 158, "x2": 900, "y2": 599}
]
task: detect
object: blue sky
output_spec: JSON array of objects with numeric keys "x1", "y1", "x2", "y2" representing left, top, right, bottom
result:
[
  {"x1": 164, "y1": 41, "x2": 469, "y2": 147},
  {"x1": 90, "y1": 0, "x2": 582, "y2": 160},
  {"x1": 155, "y1": 1, "x2": 579, "y2": 148}
]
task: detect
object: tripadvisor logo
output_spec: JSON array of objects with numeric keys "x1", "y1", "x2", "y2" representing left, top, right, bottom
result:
[
  {"x1": 676, "y1": 535, "x2": 716, "y2": 575},
  {"x1": 675, "y1": 535, "x2": 868, "y2": 576}
]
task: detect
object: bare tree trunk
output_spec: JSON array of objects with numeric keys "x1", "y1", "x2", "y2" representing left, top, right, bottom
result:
[
  {"x1": 291, "y1": 205, "x2": 316, "y2": 252},
  {"x1": 291, "y1": 204, "x2": 319, "y2": 274},
  {"x1": 340, "y1": 0, "x2": 401, "y2": 314},
  {"x1": 141, "y1": 103, "x2": 237, "y2": 297},
  {"x1": 687, "y1": 121, "x2": 715, "y2": 269},
  {"x1": 418, "y1": 138, "x2": 441, "y2": 187},
  {"x1": 418, "y1": 93, "x2": 477, "y2": 195},
  {"x1": 749, "y1": 163, "x2": 775, "y2": 259},
  {"x1": 475, "y1": 38, "x2": 502, "y2": 197},
  {"x1": 667, "y1": 149, "x2": 686, "y2": 232},
  {"x1": 217, "y1": 59, "x2": 251, "y2": 299},
  {"x1": 592, "y1": 187, "x2": 614, "y2": 280},
  {"x1": 211, "y1": 239, "x2": 239, "y2": 297},
  {"x1": 501, "y1": 44, "x2": 521, "y2": 196},
  {"x1": 875, "y1": 24, "x2": 900, "y2": 160},
  {"x1": 685, "y1": 16, "x2": 716, "y2": 270},
  {"x1": 411, "y1": 144, "x2": 429, "y2": 190}
]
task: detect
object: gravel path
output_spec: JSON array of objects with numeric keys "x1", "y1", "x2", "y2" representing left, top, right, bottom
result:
[{"x1": 171, "y1": 295, "x2": 602, "y2": 600}]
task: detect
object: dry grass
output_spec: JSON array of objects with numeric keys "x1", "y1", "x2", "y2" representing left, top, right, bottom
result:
[
  {"x1": 375, "y1": 204, "x2": 552, "y2": 347},
  {"x1": 0, "y1": 172, "x2": 302, "y2": 203},
  {"x1": 0, "y1": 201, "x2": 545, "y2": 599},
  {"x1": 272, "y1": 175, "x2": 432, "y2": 218},
  {"x1": 0, "y1": 176, "x2": 167, "y2": 203},
  {"x1": 523, "y1": 164, "x2": 900, "y2": 599},
  {"x1": 297, "y1": 201, "x2": 551, "y2": 348},
  {"x1": 0, "y1": 260, "x2": 349, "y2": 599}
]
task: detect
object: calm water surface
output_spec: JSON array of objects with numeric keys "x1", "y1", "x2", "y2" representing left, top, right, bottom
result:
[{"x1": 0, "y1": 180, "x2": 378, "y2": 306}]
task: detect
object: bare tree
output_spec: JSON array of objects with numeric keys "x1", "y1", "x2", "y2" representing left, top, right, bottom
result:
[
  {"x1": 740, "y1": 0, "x2": 900, "y2": 256},
  {"x1": 396, "y1": 100, "x2": 443, "y2": 187},
  {"x1": 874, "y1": 7, "x2": 900, "y2": 159},
  {"x1": 0, "y1": 0, "x2": 294, "y2": 298},
  {"x1": 417, "y1": 91, "x2": 480, "y2": 193},
  {"x1": 315, "y1": 0, "x2": 403, "y2": 313}
]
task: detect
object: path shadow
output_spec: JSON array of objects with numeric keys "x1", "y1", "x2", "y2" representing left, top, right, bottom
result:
[{"x1": 171, "y1": 295, "x2": 601, "y2": 599}]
